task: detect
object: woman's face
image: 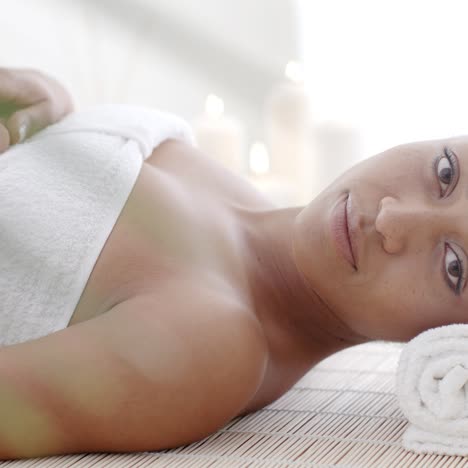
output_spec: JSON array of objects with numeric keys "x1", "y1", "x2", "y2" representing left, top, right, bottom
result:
[{"x1": 293, "y1": 136, "x2": 468, "y2": 342}]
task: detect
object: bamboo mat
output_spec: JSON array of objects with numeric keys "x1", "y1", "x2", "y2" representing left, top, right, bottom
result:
[{"x1": 2, "y1": 341, "x2": 468, "y2": 467}]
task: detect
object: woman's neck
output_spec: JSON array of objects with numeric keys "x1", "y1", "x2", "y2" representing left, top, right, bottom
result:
[{"x1": 235, "y1": 205, "x2": 371, "y2": 370}]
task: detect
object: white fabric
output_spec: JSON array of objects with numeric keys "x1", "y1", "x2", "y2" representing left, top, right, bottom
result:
[
  {"x1": 396, "y1": 324, "x2": 468, "y2": 456},
  {"x1": 0, "y1": 104, "x2": 194, "y2": 346}
]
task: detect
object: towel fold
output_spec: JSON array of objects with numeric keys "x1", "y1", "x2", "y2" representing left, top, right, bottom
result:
[{"x1": 396, "y1": 324, "x2": 468, "y2": 456}]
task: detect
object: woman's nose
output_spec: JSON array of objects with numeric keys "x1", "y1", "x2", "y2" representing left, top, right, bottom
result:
[{"x1": 375, "y1": 195, "x2": 437, "y2": 254}]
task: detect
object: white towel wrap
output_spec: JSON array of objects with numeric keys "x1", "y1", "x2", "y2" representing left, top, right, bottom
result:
[{"x1": 0, "y1": 104, "x2": 194, "y2": 347}]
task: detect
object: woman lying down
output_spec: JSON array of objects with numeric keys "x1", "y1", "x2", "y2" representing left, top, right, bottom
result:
[{"x1": 0, "y1": 67, "x2": 465, "y2": 460}]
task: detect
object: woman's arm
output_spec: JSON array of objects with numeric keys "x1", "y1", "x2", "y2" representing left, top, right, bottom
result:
[
  {"x1": 0, "y1": 277, "x2": 266, "y2": 460},
  {"x1": 0, "y1": 67, "x2": 74, "y2": 152}
]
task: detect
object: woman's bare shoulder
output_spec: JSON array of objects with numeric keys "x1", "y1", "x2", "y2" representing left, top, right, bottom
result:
[
  {"x1": 145, "y1": 139, "x2": 275, "y2": 210},
  {"x1": 0, "y1": 273, "x2": 267, "y2": 459}
]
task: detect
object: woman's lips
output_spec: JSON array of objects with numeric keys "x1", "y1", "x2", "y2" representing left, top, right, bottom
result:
[{"x1": 330, "y1": 193, "x2": 357, "y2": 270}]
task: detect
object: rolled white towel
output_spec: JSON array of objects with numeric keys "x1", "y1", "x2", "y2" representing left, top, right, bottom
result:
[{"x1": 396, "y1": 324, "x2": 468, "y2": 456}]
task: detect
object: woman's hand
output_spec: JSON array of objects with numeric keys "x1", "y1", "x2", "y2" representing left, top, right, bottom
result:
[{"x1": 0, "y1": 68, "x2": 74, "y2": 153}]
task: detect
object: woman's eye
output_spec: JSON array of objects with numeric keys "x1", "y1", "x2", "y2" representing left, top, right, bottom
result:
[
  {"x1": 444, "y1": 244, "x2": 464, "y2": 292},
  {"x1": 435, "y1": 147, "x2": 458, "y2": 197},
  {"x1": 437, "y1": 157, "x2": 452, "y2": 188}
]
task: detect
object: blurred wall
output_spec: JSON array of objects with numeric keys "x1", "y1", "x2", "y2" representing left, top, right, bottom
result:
[
  {"x1": 299, "y1": 0, "x2": 468, "y2": 159},
  {"x1": 1, "y1": 0, "x2": 300, "y2": 144}
]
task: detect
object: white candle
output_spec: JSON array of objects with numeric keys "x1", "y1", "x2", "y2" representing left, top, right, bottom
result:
[
  {"x1": 310, "y1": 121, "x2": 362, "y2": 199},
  {"x1": 192, "y1": 94, "x2": 246, "y2": 174},
  {"x1": 264, "y1": 61, "x2": 311, "y2": 201},
  {"x1": 246, "y1": 142, "x2": 299, "y2": 208}
]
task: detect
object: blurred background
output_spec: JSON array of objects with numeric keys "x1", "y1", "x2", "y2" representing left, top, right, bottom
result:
[{"x1": 2, "y1": 0, "x2": 468, "y2": 206}]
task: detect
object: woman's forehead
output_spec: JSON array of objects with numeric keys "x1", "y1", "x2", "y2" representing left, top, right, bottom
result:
[
  {"x1": 448, "y1": 135, "x2": 468, "y2": 149},
  {"x1": 395, "y1": 136, "x2": 468, "y2": 154}
]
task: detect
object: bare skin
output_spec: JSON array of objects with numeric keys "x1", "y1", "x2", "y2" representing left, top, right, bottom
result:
[
  {"x1": 0, "y1": 137, "x2": 364, "y2": 459},
  {"x1": 2, "y1": 67, "x2": 467, "y2": 458},
  {"x1": 293, "y1": 137, "x2": 468, "y2": 342},
  {"x1": 0, "y1": 67, "x2": 73, "y2": 151},
  {"x1": 70, "y1": 139, "x2": 365, "y2": 415}
]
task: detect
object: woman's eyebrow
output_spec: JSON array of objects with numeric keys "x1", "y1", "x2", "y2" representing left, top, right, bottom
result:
[
  {"x1": 449, "y1": 147, "x2": 468, "y2": 199},
  {"x1": 461, "y1": 152, "x2": 468, "y2": 200}
]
